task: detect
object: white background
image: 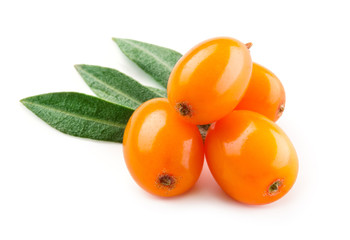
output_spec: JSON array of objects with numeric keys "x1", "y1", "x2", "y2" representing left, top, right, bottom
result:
[{"x1": 1, "y1": 0, "x2": 349, "y2": 239}]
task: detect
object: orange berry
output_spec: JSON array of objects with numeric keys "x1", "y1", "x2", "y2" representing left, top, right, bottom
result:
[
  {"x1": 123, "y1": 98, "x2": 204, "y2": 197},
  {"x1": 167, "y1": 37, "x2": 252, "y2": 125},
  {"x1": 235, "y1": 62, "x2": 286, "y2": 121},
  {"x1": 205, "y1": 110, "x2": 298, "y2": 205}
]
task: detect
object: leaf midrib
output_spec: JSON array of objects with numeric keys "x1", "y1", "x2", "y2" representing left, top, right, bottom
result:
[
  {"x1": 22, "y1": 101, "x2": 127, "y2": 129},
  {"x1": 121, "y1": 39, "x2": 174, "y2": 71},
  {"x1": 77, "y1": 66, "x2": 142, "y2": 105}
]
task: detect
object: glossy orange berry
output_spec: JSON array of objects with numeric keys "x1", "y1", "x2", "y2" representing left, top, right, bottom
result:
[
  {"x1": 235, "y1": 62, "x2": 286, "y2": 121},
  {"x1": 167, "y1": 37, "x2": 253, "y2": 125},
  {"x1": 123, "y1": 98, "x2": 204, "y2": 197},
  {"x1": 205, "y1": 110, "x2": 298, "y2": 205}
]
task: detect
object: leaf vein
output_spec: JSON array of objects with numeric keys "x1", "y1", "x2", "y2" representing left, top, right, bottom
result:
[
  {"x1": 23, "y1": 101, "x2": 126, "y2": 129},
  {"x1": 122, "y1": 39, "x2": 173, "y2": 71},
  {"x1": 79, "y1": 67, "x2": 143, "y2": 105}
]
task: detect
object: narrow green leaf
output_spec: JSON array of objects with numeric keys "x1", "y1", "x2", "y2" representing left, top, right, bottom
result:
[
  {"x1": 75, "y1": 64, "x2": 163, "y2": 109},
  {"x1": 20, "y1": 92, "x2": 134, "y2": 142},
  {"x1": 146, "y1": 86, "x2": 167, "y2": 98},
  {"x1": 113, "y1": 38, "x2": 182, "y2": 88}
]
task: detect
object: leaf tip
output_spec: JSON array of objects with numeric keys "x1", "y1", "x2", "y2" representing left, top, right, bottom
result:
[
  {"x1": 112, "y1": 38, "x2": 127, "y2": 47},
  {"x1": 74, "y1": 64, "x2": 89, "y2": 75},
  {"x1": 20, "y1": 97, "x2": 27, "y2": 104},
  {"x1": 19, "y1": 97, "x2": 31, "y2": 109},
  {"x1": 74, "y1": 64, "x2": 83, "y2": 71}
]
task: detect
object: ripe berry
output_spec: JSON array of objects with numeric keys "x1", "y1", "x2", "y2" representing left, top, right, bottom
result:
[
  {"x1": 235, "y1": 62, "x2": 286, "y2": 121},
  {"x1": 123, "y1": 98, "x2": 204, "y2": 197},
  {"x1": 167, "y1": 37, "x2": 252, "y2": 125},
  {"x1": 205, "y1": 110, "x2": 298, "y2": 205}
]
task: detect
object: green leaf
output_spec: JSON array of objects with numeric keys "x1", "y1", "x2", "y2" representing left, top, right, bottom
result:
[
  {"x1": 146, "y1": 86, "x2": 167, "y2": 98},
  {"x1": 20, "y1": 92, "x2": 134, "y2": 142},
  {"x1": 75, "y1": 64, "x2": 163, "y2": 109},
  {"x1": 113, "y1": 38, "x2": 182, "y2": 89}
]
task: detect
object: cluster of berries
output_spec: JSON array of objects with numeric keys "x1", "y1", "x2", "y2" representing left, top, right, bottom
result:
[{"x1": 123, "y1": 37, "x2": 298, "y2": 205}]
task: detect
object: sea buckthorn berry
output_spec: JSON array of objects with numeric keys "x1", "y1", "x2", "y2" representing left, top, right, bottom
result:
[
  {"x1": 205, "y1": 110, "x2": 298, "y2": 205},
  {"x1": 123, "y1": 98, "x2": 204, "y2": 197},
  {"x1": 235, "y1": 62, "x2": 286, "y2": 121},
  {"x1": 167, "y1": 37, "x2": 253, "y2": 125}
]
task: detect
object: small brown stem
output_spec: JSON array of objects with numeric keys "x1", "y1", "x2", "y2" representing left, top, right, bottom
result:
[
  {"x1": 277, "y1": 104, "x2": 285, "y2": 117},
  {"x1": 197, "y1": 124, "x2": 211, "y2": 142},
  {"x1": 176, "y1": 102, "x2": 192, "y2": 117},
  {"x1": 268, "y1": 179, "x2": 282, "y2": 195},
  {"x1": 158, "y1": 174, "x2": 176, "y2": 189},
  {"x1": 245, "y1": 42, "x2": 253, "y2": 49}
]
